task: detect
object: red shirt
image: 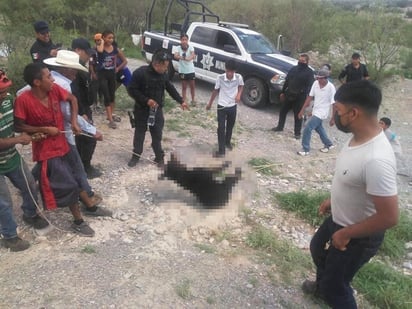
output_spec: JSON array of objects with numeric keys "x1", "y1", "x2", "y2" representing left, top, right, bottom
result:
[{"x1": 14, "y1": 84, "x2": 69, "y2": 161}]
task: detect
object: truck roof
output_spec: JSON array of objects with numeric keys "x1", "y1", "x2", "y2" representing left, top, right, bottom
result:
[{"x1": 190, "y1": 22, "x2": 261, "y2": 36}]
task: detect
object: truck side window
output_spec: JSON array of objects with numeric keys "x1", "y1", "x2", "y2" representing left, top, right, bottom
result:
[
  {"x1": 215, "y1": 31, "x2": 239, "y2": 53},
  {"x1": 191, "y1": 27, "x2": 216, "y2": 46}
]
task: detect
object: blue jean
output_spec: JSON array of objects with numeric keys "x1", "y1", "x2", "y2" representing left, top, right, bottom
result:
[
  {"x1": 302, "y1": 115, "x2": 332, "y2": 152},
  {"x1": 217, "y1": 105, "x2": 237, "y2": 154},
  {"x1": 0, "y1": 160, "x2": 39, "y2": 239},
  {"x1": 310, "y1": 216, "x2": 384, "y2": 309}
]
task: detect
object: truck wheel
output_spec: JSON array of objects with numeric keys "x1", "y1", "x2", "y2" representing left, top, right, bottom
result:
[
  {"x1": 167, "y1": 62, "x2": 175, "y2": 80},
  {"x1": 242, "y1": 77, "x2": 268, "y2": 108}
]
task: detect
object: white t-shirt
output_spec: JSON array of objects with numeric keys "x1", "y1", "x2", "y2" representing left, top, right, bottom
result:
[
  {"x1": 309, "y1": 80, "x2": 336, "y2": 120},
  {"x1": 331, "y1": 131, "x2": 397, "y2": 227},
  {"x1": 175, "y1": 45, "x2": 195, "y2": 74},
  {"x1": 215, "y1": 73, "x2": 244, "y2": 107}
]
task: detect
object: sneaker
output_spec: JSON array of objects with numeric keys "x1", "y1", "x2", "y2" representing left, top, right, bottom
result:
[
  {"x1": 297, "y1": 150, "x2": 309, "y2": 156},
  {"x1": 85, "y1": 165, "x2": 102, "y2": 179},
  {"x1": 128, "y1": 155, "x2": 140, "y2": 167},
  {"x1": 294, "y1": 134, "x2": 301, "y2": 140},
  {"x1": 320, "y1": 145, "x2": 336, "y2": 153},
  {"x1": 71, "y1": 221, "x2": 95, "y2": 237},
  {"x1": 23, "y1": 214, "x2": 49, "y2": 229},
  {"x1": 108, "y1": 121, "x2": 117, "y2": 129},
  {"x1": 225, "y1": 143, "x2": 233, "y2": 151},
  {"x1": 83, "y1": 206, "x2": 112, "y2": 217},
  {"x1": 302, "y1": 280, "x2": 317, "y2": 295},
  {"x1": 112, "y1": 114, "x2": 121, "y2": 122},
  {"x1": 191, "y1": 100, "x2": 197, "y2": 107},
  {"x1": 2, "y1": 236, "x2": 30, "y2": 252},
  {"x1": 272, "y1": 127, "x2": 283, "y2": 132}
]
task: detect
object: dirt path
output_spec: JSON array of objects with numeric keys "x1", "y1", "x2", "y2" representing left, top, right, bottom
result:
[{"x1": 0, "y1": 60, "x2": 411, "y2": 308}]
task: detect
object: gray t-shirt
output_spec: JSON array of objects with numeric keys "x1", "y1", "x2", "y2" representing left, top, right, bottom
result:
[{"x1": 331, "y1": 131, "x2": 397, "y2": 227}]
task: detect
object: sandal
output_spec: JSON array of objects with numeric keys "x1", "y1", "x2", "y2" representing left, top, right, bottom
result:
[
  {"x1": 108, "y1": 121, "x2": 117, "y2": 129},
  {"x1": 113, "y1": 114, "x2": 121, "y2": 122}
]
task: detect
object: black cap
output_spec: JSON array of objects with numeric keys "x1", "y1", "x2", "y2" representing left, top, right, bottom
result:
[
  {"x1": 71, "y1": 38, "x2": 94, "y2": 55},
  {"x1": 352, "y1": 52, "x2": 361, "y2": 59},
  {"x1": 34, "y1": 21, "x2": 49, "y2": 34}
]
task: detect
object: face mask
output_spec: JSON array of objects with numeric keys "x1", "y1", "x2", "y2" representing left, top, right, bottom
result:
[{"x1": 334, "y1": 111, "x2": 351, "y2": 133}]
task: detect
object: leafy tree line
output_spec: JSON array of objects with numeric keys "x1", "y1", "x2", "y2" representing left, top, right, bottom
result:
[{"x1": 0, "y1": 0, "x2": 411, "y2": 90}]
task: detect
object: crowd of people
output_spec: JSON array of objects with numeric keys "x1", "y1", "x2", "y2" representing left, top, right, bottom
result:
[{"x1": 0, "y1": 20, "x2": 408, "y2": 309}]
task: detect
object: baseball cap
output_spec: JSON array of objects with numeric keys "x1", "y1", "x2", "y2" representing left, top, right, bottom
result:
[
  {"x1": 71, "y1": 38, "x2": 94, "y2": 55},
  {"x1": 0, "y1": 70, "x2": 12, "y2": 92},
  {"x1": 34, "y1": 21, "x2": 50, "y2": 34},
  {"x1": 315, "y1": 68, "x2": 330, "y2": 79}
]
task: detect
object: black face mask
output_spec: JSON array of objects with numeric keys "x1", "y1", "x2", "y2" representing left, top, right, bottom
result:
[
  {"x1": 334, "y1": 111, "x2": 351, "y2": 133},
  {"x1": 298, "y1": 62, "x2": 308, "y2": 68}
]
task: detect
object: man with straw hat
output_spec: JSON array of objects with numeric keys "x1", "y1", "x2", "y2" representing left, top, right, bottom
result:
[{"x1": 14, "y1": 56, "x2": 95, "y2": 237}]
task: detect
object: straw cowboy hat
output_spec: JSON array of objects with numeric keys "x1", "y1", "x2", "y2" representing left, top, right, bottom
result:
[{"x1": 43, "y1": 50, "x2": 88, "y2": 72}]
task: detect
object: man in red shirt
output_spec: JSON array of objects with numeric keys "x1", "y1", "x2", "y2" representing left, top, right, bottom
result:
[{"x1": 14, "y1": 62, "x2": 94, "y2": 237}]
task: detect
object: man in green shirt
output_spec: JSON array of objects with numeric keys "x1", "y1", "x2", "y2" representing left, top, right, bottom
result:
[{"x1": 0, "y1": 70, "x2": 48, "y2": 252}]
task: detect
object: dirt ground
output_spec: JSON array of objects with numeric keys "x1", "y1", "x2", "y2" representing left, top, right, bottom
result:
[{"x1": 0, "y1": 59, "x2": 411, "y2": 308}]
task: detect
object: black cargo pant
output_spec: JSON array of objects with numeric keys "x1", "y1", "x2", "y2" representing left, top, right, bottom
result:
[
  {"x1": 276, "y1": 93, "x2": 306, "y2": 136},
  {"x1": 217, "y1": 104, "x2": 237, "y2": 154},
  {"x1": 310, "y1": 216, "x2": 384, "y2": 309},
  {"x1": 132, "y1": 106, "x2": 165, "y2": 161},
  {"x1": 75, "y1": 135, "x2": 97, "y2": 169}
]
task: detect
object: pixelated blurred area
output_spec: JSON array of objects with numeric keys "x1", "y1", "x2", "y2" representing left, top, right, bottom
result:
[{"x1": 159, "y1": 152, "x2": 241, "y2": 209}]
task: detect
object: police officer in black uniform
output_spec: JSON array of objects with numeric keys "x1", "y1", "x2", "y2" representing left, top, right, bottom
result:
[
  {"x1": 30, "y1": 21, "x2": 60, "y2": 63},
  {"x1": 338, "y1": 52, "x2": 369, "y2": 84},
  {"x1": 71, "y1": 38, "x2": 102, "y2": 179},
  {"x1": 127, "y1": 49, "x2": 189, "y2": 167},
  {"x1": 273, "y1": 53, "x2": 314, "y2": 139}
]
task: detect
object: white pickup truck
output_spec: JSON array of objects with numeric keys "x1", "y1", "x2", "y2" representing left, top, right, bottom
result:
[{"x1": 141, "y1": 0, "x2": 298, "y2": 108}]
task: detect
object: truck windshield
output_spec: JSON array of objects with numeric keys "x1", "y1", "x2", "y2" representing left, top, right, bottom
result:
[{"x1": 237, "y1": 33, "x2": 278, "y2": 54}]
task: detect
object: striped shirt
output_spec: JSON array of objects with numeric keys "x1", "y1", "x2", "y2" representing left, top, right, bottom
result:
[{"x1": 0, "y1": 93, "x2": 19, "y2": 174}]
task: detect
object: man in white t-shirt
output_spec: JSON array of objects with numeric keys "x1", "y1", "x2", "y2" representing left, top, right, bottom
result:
[
  {"x1": 297, "y1": 68, "x2": 336, "y2": 156},
  {"x1": 302, "y1": 80, "x2": 398, "y2": 309},
  {"x1": 206, "y1": 59, "x2": 244, "y2": 157}
]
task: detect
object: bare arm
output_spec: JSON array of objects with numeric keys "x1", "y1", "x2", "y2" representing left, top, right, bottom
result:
[
  {"x1": 329, "y1": 104, "x2": 337, "y2": 126},
  {"x1": 66, "y1": 93, "x2": 80, "y2": 135},
  {"x1": 206, "y1": 89, "x2": 219, "y2": 110},
  {"x1": 0, "y1": 133, "x2": 32, "y2": 150},
  {"x1": 298, "y1": 96, "x2": 314, "y2": 119},
  {"x1": 116, "y1": 49, "x2": 128, "y2": 73},
  {"x1": 235, "y1": 85, "x2": 243, "y2": 103},
  {"x1": 14, "y1": 117, "x2": 60, "y2": 136},
  {"x1": 331, "y1": 195, "x2": 398, "y2": 251}
]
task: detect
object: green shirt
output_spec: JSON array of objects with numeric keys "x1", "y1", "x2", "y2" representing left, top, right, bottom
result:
[{"x1": 0, "y1": 93, "x2": 20, "y2": 174}]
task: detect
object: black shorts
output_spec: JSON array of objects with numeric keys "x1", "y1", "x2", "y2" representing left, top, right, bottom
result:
[{"x1": 179, "y1": 73, "x2": 195, "y2": 81}]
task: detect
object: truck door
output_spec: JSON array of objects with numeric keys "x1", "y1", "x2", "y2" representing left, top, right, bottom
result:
[{"x1": 190, "y1": 26, "x2": 218, "y2": 83}]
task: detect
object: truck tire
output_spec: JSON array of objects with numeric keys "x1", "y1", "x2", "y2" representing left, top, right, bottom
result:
[
  {"x1": 167, "y1": 62, "x2": 175, "y2": 80},
  {"x1": 242, "y1": 77, "x2": 268, "y2": 108}
]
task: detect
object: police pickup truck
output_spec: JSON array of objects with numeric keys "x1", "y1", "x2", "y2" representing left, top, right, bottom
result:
[{"x1": 141, "y1": 0, "x2": 298, "y2": 108}]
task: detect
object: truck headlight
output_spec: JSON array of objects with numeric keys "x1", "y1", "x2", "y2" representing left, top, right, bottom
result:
[{"x1": 270, "y1": 74, "x2": 286, "y2": 85}]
